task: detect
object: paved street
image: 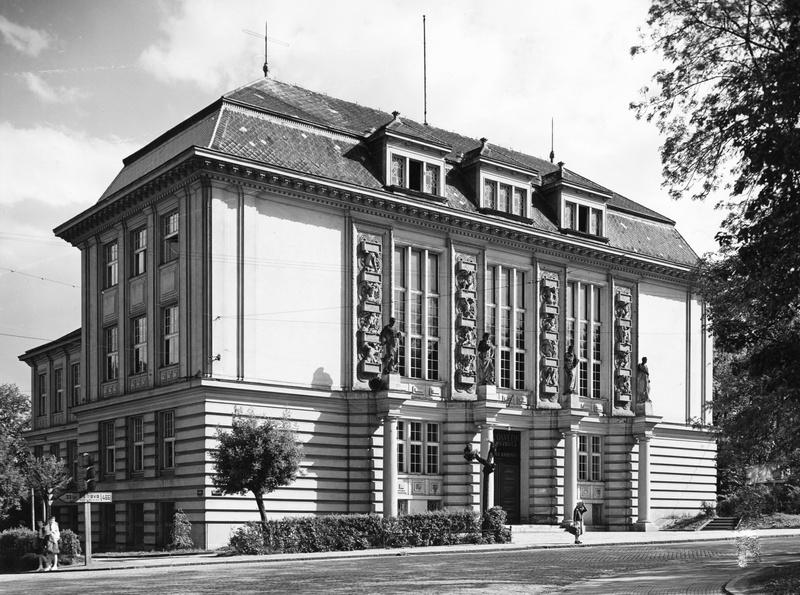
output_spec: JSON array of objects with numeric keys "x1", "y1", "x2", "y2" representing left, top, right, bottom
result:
[{"x1": 1, "y1": 537, "x2": 797, "y2": 594}]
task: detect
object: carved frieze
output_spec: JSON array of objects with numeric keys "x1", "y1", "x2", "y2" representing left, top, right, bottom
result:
[
  {"x1": 539, "y1": 272, "x2": 560, "y2": 407},
  {"x1": 357, "y1": 235, "x2": 383, "y2": 379},
  {"x1": 613, "y1": 287, "x2": 633, "y2": 413},
  {"x1": 454, "y1": 256, "x2": 477, "y2": 390}
]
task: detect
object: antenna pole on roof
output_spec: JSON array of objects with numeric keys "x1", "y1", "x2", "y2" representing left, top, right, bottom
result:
[
  {"x1": 264, "y1": 19, "x2": 269, "y2": 78},
  {"x1": 423, "y1": 14, "x2": 428, "y2": 126},
  {"x1": 549, "y1": 118, "x2": 555, "y2": 163}
]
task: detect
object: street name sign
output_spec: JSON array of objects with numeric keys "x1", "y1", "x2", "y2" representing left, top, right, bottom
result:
[
  {"x1": 76, "y1": 492, "x2": 112, "y2": 504},
  {"x1": 55, "y1": 492, "x2": 81, "y2": 504}
]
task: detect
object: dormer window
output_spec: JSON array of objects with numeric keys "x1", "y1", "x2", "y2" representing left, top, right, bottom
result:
[
  {"x1": 389, "y1": 152, "x2": 442, "y2": 196},
  {"x1": 564, "y1": 200, "x2": 604, "y2": 236},
  {"x1": 481, "y1": 176, "x2": 527, "y2": 218}
]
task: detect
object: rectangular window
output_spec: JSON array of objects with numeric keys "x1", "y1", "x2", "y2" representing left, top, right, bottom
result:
[
  {"x1": 101, "y1": 420, "x2": 116, "y2": 475},
  {"x1": 162, "y1": 211, "x2": 179, "y2": 263},
  {"x1": 160, "y1": 410, "x2": 175, "y2": 470},
  {"x1": 579, "y1": 434, "x2": 602, "y2": 481},
  {"x1": 104, "y1": 241, "x2": 118, "y2": 288},
  {"x1": 397, "y1": 421, "x2": 405, "y2": 473},
  {"x1": 49, "y1": 443, "x2": 59, "y2": 458},
  {"x1": 162, "y1": 305, "x2": 179, "y2": 366},
  {"x1": 483, "y1": 178, "x2": 527, "y2": 215},
  {"x1": 37, "y1": 373, "x2": 47, "y2": 416},
  {"x1": 565, "y1": 201, "x2": 604, "y2": 236},
  {"x1": 105, "y1": 326, "x2": 119, "y2": 381},
  {"x1": 130, "y1": 416, "x2": 144, "y2": 473},
  {"x1": 567, "y1": 280, "x2": 603, "y2": 398},
  {"x1": 69, "y1": 362, "x2": 80, "y2": 407},
  {"x1": 131, "y1": 227, "x2": 147, "y2": 276},
  {"x1": 483, "y1": 179, "x2": 497, "y2": 209},
  {"x1": 394, "y1": 246, "x2": 439, "y2": 380},
  {"x1": 486, "y1": 265, "x2": 527, "y2": 390},
  {"x1": 53, "y1": 368, "x2": 63, "y2": 413},
  {"x1": 132, "y1": 316, "x2": 147, "y2": 374},
  {"x1": 397, "y1": 420, "x2": 439, "y2": 475},
  {"x1": 390, "y1": 153, "x2": 441, "y2": 196},
  {"x1": 512, "y1": 187, "x2": 525, "y2": 216},
  {"x1": 498, "y1": 183, "x2": 510, "y2": 213}
]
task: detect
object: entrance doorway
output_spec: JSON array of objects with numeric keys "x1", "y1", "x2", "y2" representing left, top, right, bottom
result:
[{"x1": 493, "y1": 429, "x2": 521, "y2": 524}]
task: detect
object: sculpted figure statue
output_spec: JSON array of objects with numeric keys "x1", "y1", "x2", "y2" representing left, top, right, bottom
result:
[
  {"x1": 564, "y1": 344, "x2": 579, "y2": 394},
  {"x1": 477, "y1": 333, "x2": 496, "y2": 385},
  {"x1": 379, "y1": 317, "x2": 403, "y2": 374},
  {"x1": 637, "y1": 356, "x2": 651, "y2": 401}
]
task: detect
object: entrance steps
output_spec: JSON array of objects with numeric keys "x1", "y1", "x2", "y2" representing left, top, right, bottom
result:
[{"x1": 701, "y1": 516, "x2": 740, "y2": 531}]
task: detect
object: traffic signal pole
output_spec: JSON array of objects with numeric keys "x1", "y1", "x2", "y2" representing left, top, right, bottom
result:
[{"x1": 84, "y1": 500, "x2": 92, "y2": 566}]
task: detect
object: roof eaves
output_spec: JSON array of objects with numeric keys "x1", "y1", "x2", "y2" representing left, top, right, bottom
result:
[{"x1": 18, "y1": 328, "x2": 81, "y2": 362}]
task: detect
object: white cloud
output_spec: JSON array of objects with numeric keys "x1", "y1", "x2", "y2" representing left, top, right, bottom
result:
[
  {"x1": 139, "y1": 0, "x2": 263, "y2": 91},
  {"x1": 0, "y1": 122, "x2": 137, "y2": 206},
  {"x1": 20, "y1": 72, "x2": 87, "y2": 104},
  {"x1": 0, "y1": 14, "x2": 51, "y2": 56}
]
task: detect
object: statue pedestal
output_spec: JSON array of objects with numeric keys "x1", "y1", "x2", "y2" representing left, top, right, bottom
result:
[
  {"x1": 477, "y1": 384, "x2": 497, "y2": 400},
  {"x1": 561, "y1": 391, "x2": 582, "y2": 410},
  {"x1": 634, "y1": 520, "x2": 658, "y2": 532},
  {"x1": 383, "y1": 374, "x2": 403, "y2": 391}
]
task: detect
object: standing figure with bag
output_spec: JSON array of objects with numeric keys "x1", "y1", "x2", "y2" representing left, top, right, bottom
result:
[{"x1": 572, "y1": 501, "x2": 587, "y2": 544}]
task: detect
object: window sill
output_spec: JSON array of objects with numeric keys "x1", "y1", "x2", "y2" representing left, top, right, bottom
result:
[
  {"x1": 385, "y1": 184, "x2": 448, "y2": 203},
  {"x1": 477, "y1": 207, "x2": 532, "y2": 224},
  {"x1": 558, "y1": 227, "x2": 610, "y2": 243}
]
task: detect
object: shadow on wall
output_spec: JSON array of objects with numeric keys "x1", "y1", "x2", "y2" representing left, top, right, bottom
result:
[{"x1": 311, "y1": 367, "x2": 333, "y2": 389}]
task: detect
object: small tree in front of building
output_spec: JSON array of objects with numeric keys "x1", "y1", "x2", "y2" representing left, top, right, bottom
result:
[
  {"x1": 27, "y1": 454, "x2": 71, "y2": 519},
  {"x1": 168, "y1": 508, "x2": 194, "y2": 550},
  {"x1": 212, "y1": 411, "x2": 303, "y2": 524}
]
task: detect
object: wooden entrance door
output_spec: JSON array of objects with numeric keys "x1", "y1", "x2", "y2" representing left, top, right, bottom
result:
[{"x1": 493, "y1": 430, "x2": 521, "y2": 524}]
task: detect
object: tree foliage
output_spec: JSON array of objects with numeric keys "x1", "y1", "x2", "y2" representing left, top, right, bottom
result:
[
  {"x1": 635, "y1": 1, "x2": 800, "y2": 479},
  {"x1": 0, "y1": 384, "x2": 31, "y2": 521},
  {"x1": 212, "y1": 411, "x2": 302, "y2": 523},
  {"x1": 27, "y1": 455, "x2": 71, "y2": 519}
]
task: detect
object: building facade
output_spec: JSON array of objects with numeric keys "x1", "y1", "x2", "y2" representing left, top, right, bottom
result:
[{"x1": 21, "y1": 78, "x2": 715, "y2": 550}]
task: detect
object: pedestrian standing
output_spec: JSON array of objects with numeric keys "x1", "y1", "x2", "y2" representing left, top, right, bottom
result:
[
  {"x1": 44, "y1": 515, "x2": 60, "y2": 570},
  {"x1": 572, "y1": 501, "x2": 587, "y2": 544}
]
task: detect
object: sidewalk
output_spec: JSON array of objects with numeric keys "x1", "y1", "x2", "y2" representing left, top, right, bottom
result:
[{"x1": 46, "y1": 527, "x2": 800, "y2": 574}]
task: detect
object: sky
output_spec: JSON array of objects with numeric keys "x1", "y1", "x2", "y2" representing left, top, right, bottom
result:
[{"x1": 0, "y1": 0, "x2": 727, "y2": 393}]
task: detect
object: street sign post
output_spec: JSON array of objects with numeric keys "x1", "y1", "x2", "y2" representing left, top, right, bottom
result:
[
  {"x1": 55, "y1": 492, "x2": 81, "y2": 504},
  {"x1": 76, "y1": 492, "x2": 112, "y2": 504},
  {"x1": 78, "y1": 492, "x2": 113, "y2": 565}
]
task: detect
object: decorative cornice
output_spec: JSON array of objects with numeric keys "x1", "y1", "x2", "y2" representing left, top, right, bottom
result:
[{"x1": 56, "y1": 150, "x2": 697, "y2": 284}]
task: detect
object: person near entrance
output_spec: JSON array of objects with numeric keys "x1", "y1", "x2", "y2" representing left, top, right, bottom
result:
[{"x1": 572, "y1": 501, "x2": 588, "y2": 544}]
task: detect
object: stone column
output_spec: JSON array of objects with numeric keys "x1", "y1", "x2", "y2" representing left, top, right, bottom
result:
[
  {"x1": 563, "y1": 430, "x2": 578, "y2": 523},
  {"x1": 382, "y1": 416, "x2": 398, "y2": 518},
  {"x1": 480, "y1": 425, "x2": 495, "y2": 511},
  {"x1": 637, "y1": 434, "x2": 652, "y2": 526}
]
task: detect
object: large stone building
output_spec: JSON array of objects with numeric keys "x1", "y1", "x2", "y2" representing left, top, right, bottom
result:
[{"x1": 21, "y1": 77, "x2": 715, "y2": 550}]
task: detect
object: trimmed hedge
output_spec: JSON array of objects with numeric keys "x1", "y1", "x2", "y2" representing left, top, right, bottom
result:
[
  {"x1": 229, "y1": 509, "x2": 511, "y2": 555},
  {"x1": 0, "y1": 527, "x2": 83, "y2": 571}
]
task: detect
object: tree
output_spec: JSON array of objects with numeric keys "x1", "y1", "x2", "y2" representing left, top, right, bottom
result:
[
  {"x1": 634, "y1": 2, "x2": 800, "y2": 476},
  {"x1": 168, "y1": 508, "x2": 194, "y2": 550},
  {"x1": 27, "y1": 455, "x2": 71, "y2": 519},
  {"x1": 0, "y1": 384, "x2": 31, "y2": 521},
  {"x1": 212, "y1": 411, "x2": 303, "y2": 523}
]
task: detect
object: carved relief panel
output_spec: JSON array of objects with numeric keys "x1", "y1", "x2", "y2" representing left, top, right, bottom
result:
[
  {"x1": 613, "y1": 286, "x2": 633, "y2": 413},
  {"x1": 454, "y1": 255, "x2": 477, "y2": 391},
  {"x1": 539, "y1": 271, "x2": 560, "y2": 406},
  {"x1": 357, "y1": 235, "x2": 382, "y2": 379}
]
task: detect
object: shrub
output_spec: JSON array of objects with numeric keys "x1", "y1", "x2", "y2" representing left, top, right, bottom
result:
[
  {"x1": 719, "y1": 484, "x2": 775, "y2": 518},
  {"x1": 0, "y1": 527, "x2": 39, "y2": 570},
  {"x1": 700, "y1": 500, "x2": 716, "y2": 517},
  {"x1": 228, "y1": 511, "x2": 483, "y2": 555},
  {"x1": 229, "y1": 523, "x2": 269, "y2": 555},
  {"x1": 59, "y1": 529, "x2": 82, "y2": 563},
  {"x1": 481, "y1": 506, "x2": 512, "y2": 544},
  {"x1": 168, "y1": 509, "x2": 194, "y2": 550}
]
